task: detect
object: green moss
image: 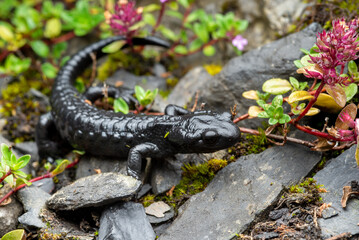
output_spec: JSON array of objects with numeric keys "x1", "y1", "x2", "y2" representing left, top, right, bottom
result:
[
  {"x1": 0, "y1": 76, "x2": 50, "y2": 142},
  {"x1": 228, "y1": 131, "x2": 270, "y2": 159},
  {"x1": 143, "y1": 159, "x2": 228, "y2": 210},
  {"x1": 288, "y1": 178, "x2": 325, "y2": 203}
]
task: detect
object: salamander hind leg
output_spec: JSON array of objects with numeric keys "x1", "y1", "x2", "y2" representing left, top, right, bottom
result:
[
  {"x1": 35, "y1": 112, "x2": 71, "y2": 163},
  {"x1": 84, "y1": 84, "x2": 137, "y2": 107},
  {"x1": 127, "y1": 143, "x2": 160, "y2": 180},
  {"x1": 164, "y1": 104, "x2": 191, "y2": 116}
]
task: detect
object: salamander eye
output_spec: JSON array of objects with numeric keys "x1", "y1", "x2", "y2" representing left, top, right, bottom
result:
[{"x1": 202, "y1": 130, "x2": 218, "y2": 145}]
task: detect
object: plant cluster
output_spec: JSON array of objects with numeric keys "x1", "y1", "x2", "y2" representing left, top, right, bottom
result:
[
  {"x1": 103, "y1": 0, "x2": 248, "y2": 57},
  {"x1": 237, "y1": 18, "x2": 359, "y2": 162}
]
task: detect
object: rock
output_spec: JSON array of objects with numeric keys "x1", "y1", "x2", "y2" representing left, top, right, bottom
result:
[
  {"x1": 76, "y1": 155, "x2": 127, "y2": 179},
  {"x1": 254, "y1": 232, "x2": 279, "y2": 240},
  {"x1": 0, "y1": 185, "x2": 23, "y2": 236},
  {"x1": 321, "y1": 207, "x2": 338, "y2": 219},
  {"x1": 154, "y1": 67, "x2": 212, "y2": 112},
  {"x1": 47, "y1": 173, "x2": 141, "y2": 211},
  {"x1": 98, "y1": 201, "x2": 155, "y2": 240},
  {"x1": 145, "y1": 201, "x2": 171, "y2": 218},
  {"x1": 197, "y1": 23, "x2": 322, "y2": 127},
  {"x1": 0, "y1": 134, "x2": 12, "y2": 147},
  {"x1": 151, "y1": 157, "x2": 183, "y2": 195},
  {"x1": 159, "y1": 143, "x2": 321, "y2": 240},
  {"x1": 14, "y1": 141, "x2": 39, "y2": 163},
  {"x1": 147, "y1": 208, "x2": 175, "y2": 225},
  {"x1": 17, "y1": 186, "x2": 50, "y2": 230},
  {"x1": 153, "y1": 222, "x2": 172, "y2": 237},
  {"x1": 153, "y1": 63, "x2": 167, "y2": 78},
  {"x1": 26, "y1": 88, "x2": 50, "y2": 107},
  {"x1": 314, "y1": 145, "x2": 359, "y2": 238},
  {"x1": 137, "y1": 184, "x2": 152, "y2": 199},
  {"x1": 268, "y1": 208, "x2": 289, "y2": 220},
  {"x1": 31, "y1": 178, "x2": 55, "y2": 194},
  {"x1": 39, "y1": 208, "x2": 95, "y2": 240},
  {"x1": 263, "y1": 0, "x2": 308, "y2": 35}
]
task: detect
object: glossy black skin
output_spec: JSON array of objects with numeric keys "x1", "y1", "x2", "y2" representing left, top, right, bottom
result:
[{"x1": 36, "y1": 35, "x2": 241, "y2": 179}]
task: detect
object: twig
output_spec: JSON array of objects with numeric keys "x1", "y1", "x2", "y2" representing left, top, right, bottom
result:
[
  {"x1": 191, "y1": 91, "x2": 200, "y2": 112},
  {"x1": 89, "y1": 52, "x2": 97, "y2": 86},
  {"x1": 233, "y1": 114, "x2": 249, "y2": 123},
  {"x1": 239, "y1": 127, "x2": 315, "y2": 147}
]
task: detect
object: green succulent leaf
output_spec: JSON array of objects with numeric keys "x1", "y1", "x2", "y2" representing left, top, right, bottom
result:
[
  {"x1": 114, "y1": 98, "x2": 129, "y2": 114},
  {"x1": 51, "y1": 159, "x2": 70, "y2": 176},
  {"x1": 272, "y1": 95, "x2": 283, "y2": 107},
  {"x1": 44, "y1": 18, "x2": 62, "y2": 38},
  {"x1": 257, "y1": 111, "x2": 270, "y2": 118},
  {"x1": 348, "y1": 60, "x2": 358, "y2": 76},
  {"x1": 262, "y1": 78, "x2": 292, "y2": 95},
  {"x1": 294, "y1": 60, "x2": 304, "y2": 69},
  {"x1": 30, "y1": 40, "x2": 50, "y2": 58},
  {"x1": 203, "y1": 45, "x2": 216, "y2": 56},
  {"x1": 268, "y1": 118, "x2": 278, "y2": 125},
  {"x1": 12, "y1": 155, "x2": 31, "y2": 171},
  {"x1": 174, "y1": 45, "x2": 188, "y2": 55},
  {"x1": 289, "y1": 77, "x2": 299, "y2": 90},
  {"x1": 41, "y1": 63, "x2": 58, "y2": 79},
  {"x1": 1, "y1": 229, "x2": 26, "y2": 240},
  {"x1": 344, "y1": 83, "x2": 358, "y2": 102},
  {"x1": 12, "y1": 170, "x2": 28, "y2": 178},
  {"x1": 1, "y1": 144, "x2": 12, "y2": 165},
  {"x1": 102, "y1": 40, "x2": 126, "y2": 53},
  {"x1": 15, "y1": 177, "x2": 32, "y2": 188},
  {"x1": 53, "y1": 42, "x2": 68, "y2": 59}
]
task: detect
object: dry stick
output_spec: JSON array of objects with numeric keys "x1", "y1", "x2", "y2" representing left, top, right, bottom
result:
[
  {"x1": 191, "y1": 91, "x2": 200, "y2": 112},
  {"x1": 326, "y1": 232, "x2": 352, "y2": 240},
  {"x1": 239, "y1": 127, "x2": 315, "y2": 148},
  {"x1": 89, "y1": 52, "x2": 97, "y2": 86}
]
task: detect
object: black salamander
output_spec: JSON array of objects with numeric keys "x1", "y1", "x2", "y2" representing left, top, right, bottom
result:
[{"x1": 36, "y1": 35, "x2": 241, "y2": 179}]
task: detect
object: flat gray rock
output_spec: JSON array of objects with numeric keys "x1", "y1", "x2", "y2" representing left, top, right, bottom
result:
[
  {"x1": 315, "y1": 146, "x2": 359, "y2": 238},
  {"x1": 198, "y1": 23, "x2": 322, "y2": 127},
  {"x1": 99, "y1": 201, "x2": 155, "y2": 240},
  {"x1": 0, "y1": 185, "x2": 23, "y2": 236},
  {"x1": 46, "y1": 172, "x2": 141, "y2": 211},
  {"x1": 76, "y1": 155, "x2": 127, "y2": 179},
  {"x1": 17, "y1": 186, "x2": 50, "y2": 230},
  {"x1": 160, "y1": 143, "x2": 321, "y2": 240}
]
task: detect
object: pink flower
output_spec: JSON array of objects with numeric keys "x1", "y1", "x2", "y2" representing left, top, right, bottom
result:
[
  {"x1": 105, "y1": 0, "x2": 143, "y2": 37},
  {"x1": 232, "y1": 35, "x2": 248, "y2": 51},
  {"x1": 160, "y1": 0, "x2": 168, "y2": 3},
  {"x1": 307, "y1": 18, "x2": 359, "y2": 86}
]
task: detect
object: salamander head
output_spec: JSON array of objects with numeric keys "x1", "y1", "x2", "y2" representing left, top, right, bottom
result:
[{"x1": 168, "y1": 112, "x2": 240, "y2": 153}]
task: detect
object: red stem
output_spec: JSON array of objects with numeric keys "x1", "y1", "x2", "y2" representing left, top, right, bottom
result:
[
  {"x1": 294, "y1": 124, "x2": 353, "y2": 142},
  {"x1": 233, "y1": 114, "x2": 249, "y2": 123},
  {"x1": 152, "y1": 3, "x2": 166, "y2": 34},
  {"x1": 293, "y1": 81, "x2": 325, "y2": 124},
  {"x1": 0, "y1": 171, "x2": 12, "y2": 185},
  {"x1": 51, "y1": 31, "x2": 76, "y2": 44},
  {"x1": 0, "y1": 157, "x2": 81, "y2": 205}
]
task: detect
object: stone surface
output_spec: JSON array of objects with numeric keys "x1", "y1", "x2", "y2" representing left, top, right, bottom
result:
[
  {"x1": 151, "y1": 157, "x2": 183, "y2": 195},
  {"x1": 145, "y1": 201, "x2": 171, "y2": 218},
  {"x1": 31, "y1": 178, "x2": 55, "y2": 194},
  {"x1": 314, "y1": 146, "x2": 359, "y2": 239},
  {"x1": 98, "y1": 201, "x2": 155, "y2": 240},
  {"x1": 137, "y1": 184, "x2": 152, "y2": 199},
  {"x1": 154, "y1": 67, "x2": 212, "y2": 112},
  {"x1": 198, "y1": 23, "x2": 322, "y2": 127},
  {"x1": 17, "y1": 186, "x2": 50, "y2": 230},
  {"x1": 47, "y1": 173, "x2": 141, "y2": 211},
  {"x1": 76, "y1": 155, "x2": 127, "y2": 179},
  {"x1": 14, "y1": 141, "x2": 39, "y2": 163},
  {"x1": 147, "y1": 208, "x2": 175, "y2": 225},
  {"x1": 160, "y1": 143, "x2": 321, "y2": 240},
  {"x1": 0, "y1": 185, "x2": 23, "y2": 237}
]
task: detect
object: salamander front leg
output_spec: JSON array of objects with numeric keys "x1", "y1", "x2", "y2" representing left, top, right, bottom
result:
[{"x1": 127, "y1": 143, "x2": 160, "y2": 180}]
